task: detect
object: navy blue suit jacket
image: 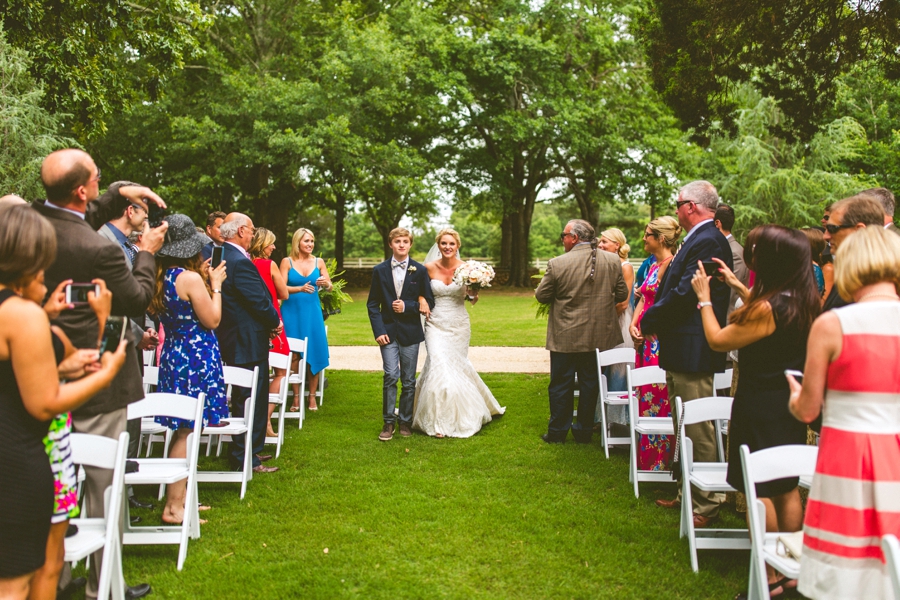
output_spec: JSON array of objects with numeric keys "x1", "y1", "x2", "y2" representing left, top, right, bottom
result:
[
  {"x1": 367, "y1": 259, "x2": 435, "y2": 347},
  {"x1": 216, "y1": 243, "x2": 280, "y2": 365},
  {"x1": 640, "y1": 221, "x2": 733, "y2": 374}
]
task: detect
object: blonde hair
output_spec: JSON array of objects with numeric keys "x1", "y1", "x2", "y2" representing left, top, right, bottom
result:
[
  {"x1": 389, "y1": 227, "x2": 413, "y2": 242},
  {"x1": 290, "y1": 228, "x2": 315, "y2": 259},
  {"x1": 647, "y1": 216, "x2": 682, "y2": 250},
  {"x1": 600, "y1": 228, "x2": 630, "y2": 259},
  {"x1": 834, "y1": 226, "x2": 900, "y2": 301},
  {"x1": 435, "y1": 228, "x2": 461, "y2": 249},
  {"x1": 249, "y1": 227, "x2": 276, "y2": 260}
]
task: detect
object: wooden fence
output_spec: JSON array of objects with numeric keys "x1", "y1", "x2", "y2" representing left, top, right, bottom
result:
[{"x1": 343, "y1": 257, "x2": 646, "y2": 270}]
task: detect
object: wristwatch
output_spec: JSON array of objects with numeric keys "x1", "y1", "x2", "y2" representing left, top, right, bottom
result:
[{"x1": 697, "y1": 301, "x2": 712, "y2": 309}]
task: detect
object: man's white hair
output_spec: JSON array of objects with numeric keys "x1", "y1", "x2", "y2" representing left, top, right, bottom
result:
[
  {"x1": 220, "y1": 214, "x2": 249, "y2": 240},
  {"x1": 679, "y1": 180, "x2": 719, "y2": 213}
]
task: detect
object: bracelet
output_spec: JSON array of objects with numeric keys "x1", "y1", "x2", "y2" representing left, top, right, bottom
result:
[
  {"x1": 212, "y1": 289, "x2": 221, "y2": 294},
  {"x1": 697, "y1": 301, "x2": 712, "y2": 309}
]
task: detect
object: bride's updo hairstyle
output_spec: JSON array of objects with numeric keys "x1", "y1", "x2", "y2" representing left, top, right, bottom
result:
[
  {"x1": 646, "y1": 216, "x2": 682, "y2": 251},
  {"x1": 435, "y1": 228, "x2": 461, "y2": 249},
  {"x1": 600, "y1": 228, "x2": 630, "y2": 259}
]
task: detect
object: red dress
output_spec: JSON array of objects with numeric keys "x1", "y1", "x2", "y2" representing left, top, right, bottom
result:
[{"x1": 253, "y1": 258, "x2": 289, "y2": 355}]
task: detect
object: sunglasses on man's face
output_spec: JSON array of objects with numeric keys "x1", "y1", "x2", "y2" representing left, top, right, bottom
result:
[
  {"x1": 824, "y1": 222, "x2": 855, "y2": 235},
  {"x1": 559, "y1": 232, "x2": 575, "y2": 241}
]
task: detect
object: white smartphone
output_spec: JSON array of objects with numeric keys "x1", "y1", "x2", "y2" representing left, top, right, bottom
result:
[{"x1": 65, "y1": 283, "x2": 100, "y2": 305}]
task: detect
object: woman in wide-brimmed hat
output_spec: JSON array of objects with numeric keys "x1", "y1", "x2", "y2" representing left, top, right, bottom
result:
[{"x1": 148, "y1": 213, "x2": 228, "y2": 525}]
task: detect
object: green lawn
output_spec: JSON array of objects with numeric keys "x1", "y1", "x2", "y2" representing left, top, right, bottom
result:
[
  {"x1": 327, "y1": 289, "x2": 547, "y2": 347},
  {"x1": 111, "y1": 371, "x2": 750, "y2": 599}
]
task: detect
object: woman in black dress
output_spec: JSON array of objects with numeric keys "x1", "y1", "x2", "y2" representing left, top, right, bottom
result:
[
  {"x1": 691, "y1": 225, "x2": 820, "y2": 598},
  {"x1": 0, "y1": 205, "x2": 126, "y2": 597}
]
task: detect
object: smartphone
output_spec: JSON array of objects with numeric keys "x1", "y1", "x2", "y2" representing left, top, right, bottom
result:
[
  {"x1": 147, "y1": 203, "x2": 167, "y2": 228},
  {"x1": 700, "y1": 261, "x2": 721, "y2": 275},
  {"x1": 65, "y1": 283, "x2": 100, "y2": 305},
  {"x1": 99, "y1": 316, "x2": 128, "y2": 354},
  {"x1": 211, "y1": 245, "x2": 224, "y2": 269},
  {"x1": 784, "y1": 369, "x2": 804, "y2": 383}
]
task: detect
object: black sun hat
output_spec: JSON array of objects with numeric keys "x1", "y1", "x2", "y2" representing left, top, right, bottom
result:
[{"x1": 158, "y1": 214, "x2": 211, "y2": 259}]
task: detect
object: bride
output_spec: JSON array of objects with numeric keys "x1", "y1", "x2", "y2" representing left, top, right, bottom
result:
[{"x1": 412, "y1": 228, "x2": 506, "y2": 438}]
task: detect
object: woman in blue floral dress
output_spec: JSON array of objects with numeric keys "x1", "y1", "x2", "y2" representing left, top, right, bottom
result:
[
  {"x1": 149, "y1": 215, "x2": 228, "y2": 525},
  {"x1": 629, "y1": 216, "x2": 681, "y2": 471}
]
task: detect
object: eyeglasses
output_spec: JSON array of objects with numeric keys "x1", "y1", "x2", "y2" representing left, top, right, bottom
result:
[
  {"x1": 822, "y1": 214, "x2": 830, "y2": 222},
  {"x1": 675, "y1": 199, "x2": 694, "y2": 210},
  {"x1": 643, "y1": 230, "x2": 657, "y2": 239},
  {"x1": 824, "y1": 222, "x2": 855, "y2": 235},
  {"x1": 130, "y1": 204, "x2": 146, "y2": 214},
  {"x1": 90, "y1": 168, "x2": 101, "y2": 183},
  {"x1": 559, "y1": 232, "x2": 575, "y2": 241}
]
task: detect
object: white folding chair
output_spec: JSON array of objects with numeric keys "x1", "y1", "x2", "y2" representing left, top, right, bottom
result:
[
  {"x1": 138, "y1": 366, "x2": 167, "y2": 457},
  {"x1": 314, "y1": 325, "x2": 327, "y2": 408},
  {"x1": 883, "y1": 534, "x2": 900, "y2": 600},
  {"x1": 266, "y1": 352, "x2": 294, "y2": 458},
  {"x1": 65, "y1": 432, "x2": 129, "y2": 600},
  {"x1": 285, "y1": 336, "x2": 309, "y2": 428},
  {"x1": 712, "y1": 369, "x2": 733, "y2": 462},
  {"x1": 124, "y1": 392, "x2": 204, "y2": 570},
  {"x1": 142, "y1": 349, "x2": 155, "y2": 367},
  {"x1": 596, "y1": 348, "x2": 636, "y2": 458},
  {"x1": 627, "y1": 364, "x2": 674, "y2": 498},
  {"x1": 675, "y1": 396, "x2": 750, "y2": 572},
  {"x1": 740, "y1": 444, "x2": 818, "y2": 600},
  {"x1": 198, "y1": 366, "x2": 259, "y2": 500}
]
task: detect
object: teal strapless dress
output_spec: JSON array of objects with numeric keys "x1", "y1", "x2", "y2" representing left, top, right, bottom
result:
[{"x1": 281, "y1": 260, "x2": 330, "y2": 375}]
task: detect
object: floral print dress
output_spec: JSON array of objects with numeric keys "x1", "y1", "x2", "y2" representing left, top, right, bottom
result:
[
  {"x1": 155, "y1": 267, "x2": 227, "y2": 430},
  {"x1": 635, "y1": 261, "x2": 672, "y2": 470}
]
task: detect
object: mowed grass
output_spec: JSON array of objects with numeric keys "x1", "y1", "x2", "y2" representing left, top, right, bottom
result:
[
  {"x1": 109, "y1": 371, "x2": 751, "y2": 599},
  {"x1": 327, "y1": 288, "x2": 547, "y2": 347}
]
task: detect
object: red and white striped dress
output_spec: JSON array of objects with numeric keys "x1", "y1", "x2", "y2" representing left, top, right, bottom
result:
[{"x1": 799, "y1": 301, "x2": 900, "y2": 600}]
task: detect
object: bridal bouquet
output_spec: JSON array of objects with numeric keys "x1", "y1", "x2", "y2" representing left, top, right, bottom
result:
[{"x1": 452, "y1": 260, "x2": 495, "y2": 292}]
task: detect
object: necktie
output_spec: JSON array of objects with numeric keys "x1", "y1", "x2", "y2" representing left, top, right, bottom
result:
[
  {"x1": 392, "y1": 260, "x2": 406, "y2": 269},
  {"x1": 392, "y1": 260, "x2": 406, "y2": 297}
]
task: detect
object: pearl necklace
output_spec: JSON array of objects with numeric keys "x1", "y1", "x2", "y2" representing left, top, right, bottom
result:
[{"x1": 857, "y1": 292, "x2": 900, "y2": 302}]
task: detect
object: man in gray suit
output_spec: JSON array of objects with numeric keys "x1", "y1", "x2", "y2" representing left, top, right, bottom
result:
[
  {"x1": 714, "y1": 204, "x2": 750, "y2": 317},
  {"x1": 535, "y1": 219, "x2": 628, "y2": 444},
  {"x1": 858, "y1": 187, "x2": 899, "y2": 236}
]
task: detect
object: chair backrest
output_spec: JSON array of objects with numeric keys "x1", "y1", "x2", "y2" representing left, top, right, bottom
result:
[
  {"x1": 597, "y1": 347, "x2": 636, "y2": 368},
  {"x1": 143, "y1": 349, "x2": 155, "y2": 367},
  {"x1": 223, "y1": 365, "x2": 257, "y2": 389},
  {"x1": 883, "y1": 534, "x2": 900, "y2": 599},
  {"x1": 713, "y1": 369, "x2": 733, "y2": 393},
  {"x1": 69, "y1": 431, "x2": 128, "y2": 470},
  {"x1": 627, "y1": 364, "x2": 667, "y2": 389},
  {"x1": 741, "y1": 444, "x2": 818, "y2": 487},
  {"x1": 127, "y1": 392, "x2": 205, "y2": 421},
  {"x1": 679, "y1": 396, "x2": 734, "y2": 427},
  {"x1": 287, "y1": 336, "x2": 308, "y2": 355},
  {"x1": 269, "y1": 351, "x2": 292, "y2": 371},
  {"x1": 143, "y1": 366, "x2": 159, "y2": 388}
]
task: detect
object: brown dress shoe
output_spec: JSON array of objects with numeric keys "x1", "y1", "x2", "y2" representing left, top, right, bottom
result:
[
  {"x1": 252, "y1": 465, "x2": 279, "y2": 473},
  {"x1": 379, "y1": 423, "x2": 395, "y2": 441},
  {"x1": 655, "y1": 498, "x2": 681, "y2": 509},
  {"x1": 398, "y1": 423, "x2": 412, "y2": 437},
  {"x1": 692, "y1": 514, "x2": 716, "y2": 529}
]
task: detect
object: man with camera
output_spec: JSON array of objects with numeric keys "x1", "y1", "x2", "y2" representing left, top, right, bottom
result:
[{"x1": 33, "y1": 149, "x2": 167, "y2": 600}]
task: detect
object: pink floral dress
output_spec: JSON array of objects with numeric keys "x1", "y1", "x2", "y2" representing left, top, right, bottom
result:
[{"x1": 635, "y1": 261, "x2": 672, "y2": 470}]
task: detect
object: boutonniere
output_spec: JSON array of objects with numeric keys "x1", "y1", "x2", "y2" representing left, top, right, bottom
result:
[{"x1": 407, "y1": 266, "x2": 417, "y2": 273}]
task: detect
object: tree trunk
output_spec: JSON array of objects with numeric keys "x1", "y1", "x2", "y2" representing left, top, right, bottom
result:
[
  {"x1": 334, "y1": 196, "x2": 346, "y2": 271},
  {"x1": 499, "y1": 213, "x2": 512, "y2": 268},
  {"x1": 504, "y1": 197, "x2": 536, "y2": 287}
]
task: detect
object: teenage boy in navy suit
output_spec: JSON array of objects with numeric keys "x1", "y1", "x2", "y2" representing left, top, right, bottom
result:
[{"x1": 367, "y1": 227, "x2": 435, "y2": 441}]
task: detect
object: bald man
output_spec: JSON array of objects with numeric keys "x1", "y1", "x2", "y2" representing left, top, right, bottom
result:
[
  {"x1": 33, "y1": 148, "x2": 162, "y2": 600},
  {"x1": 0, "y1": 193, "x2": 27, "y2": 208},
  {"x1": 216, "y1": 212, "x2": 281, "y2": 473}
]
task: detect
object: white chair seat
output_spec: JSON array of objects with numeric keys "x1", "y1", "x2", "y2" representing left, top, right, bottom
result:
[
  {"x1": 634, "y1": 418, "x2": 674, "y2": 436},
  {"x1": 799, "y1": 474, "x2": 813, "y2": 489},
  {"x1": 203, "y1": 419, "x2": 247, "y2": 437},
  {"x1": 64, "y1": 518, "x2": 107, "y2": 558},
  {"x1": 761, "y1": 533, "x2": 800, "y2": 578},
  {"x1": 604, "y1": 393, "x2": 628, "y2": 405},
  {"x1": 689, "y1": 464, "x2": 732, "y2": 492},
  {"x1": 126, "y1": 459, "x2": 189, "y2": 485}
]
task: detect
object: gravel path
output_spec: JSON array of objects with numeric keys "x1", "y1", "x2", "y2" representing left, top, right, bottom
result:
[{"x1": 328, "y1": 345, "x2": 549, "y2": 373}]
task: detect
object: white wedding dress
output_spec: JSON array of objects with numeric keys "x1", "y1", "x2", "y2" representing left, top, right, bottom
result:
[{"x1": 412, "y1": 280, "x2": 506, "y2": 437}]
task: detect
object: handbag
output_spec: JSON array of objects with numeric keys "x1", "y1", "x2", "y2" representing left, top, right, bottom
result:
[{"x1": 776, "y1": 531, "x2": 804, "y2": 560}]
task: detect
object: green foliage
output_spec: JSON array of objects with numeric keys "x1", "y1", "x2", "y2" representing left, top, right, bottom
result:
[
  {"x1": 0, "y1": 0, "x2": 207, "y2": 137},
  {"x1": 637, "y1": 0, "x2": 900, "y2": 141},
  {"x1": 342, "y1": 211, "x2": 387, "y2": 258},
  {"x1": 701, "y1": 86, "x2": 876, "y2": 238},
  {"x1": 318, "y1": 257, "x2": 353, "y2": 318},
  {"x1": 529, "y1": 205, "x2": 563, "y2": 259},
  {"x1": 0, "y1": 25, "x2": 73, "y2": 199}
]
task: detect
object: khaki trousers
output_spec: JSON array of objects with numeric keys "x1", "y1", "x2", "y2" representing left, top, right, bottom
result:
[
  {"x1": 669, "y1": 371, "x2": 724, "y2": 518},
  {"x1": 64, "y1": 408, "x2": 128, "y2": 599}
]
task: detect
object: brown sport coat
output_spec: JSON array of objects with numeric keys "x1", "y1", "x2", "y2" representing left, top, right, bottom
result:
[
  {"x1": 535, "y1": 243, "x2": 628, "y2": 353},
  {"x1": 32, "y1": 199, "x2": 156, "y2": 417}
]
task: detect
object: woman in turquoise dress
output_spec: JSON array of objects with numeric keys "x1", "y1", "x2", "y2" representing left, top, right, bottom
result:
[{"x1": 280, "y1": 228, "x2": 332, "y2": 412}]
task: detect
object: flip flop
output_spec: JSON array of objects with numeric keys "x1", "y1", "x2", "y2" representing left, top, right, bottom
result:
[{"x1": 289, "y1": 406, "x2": 300, "y2": 412}]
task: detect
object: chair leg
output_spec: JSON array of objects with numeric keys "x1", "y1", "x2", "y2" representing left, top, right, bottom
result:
[
  {"x1": 275, "y1": 402, "x2": 286, "y2": 458},
  {"x1": 631, "y1": 429, "x2": 640, "y2": 498},
  {"x1": 600, "y1": 400, "x2": 610, "y2": 459}
]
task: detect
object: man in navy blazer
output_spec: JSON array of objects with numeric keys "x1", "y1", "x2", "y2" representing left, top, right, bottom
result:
[
  {"x1": 367, "y1": 227, "x2": 435, "y2": 441},
  {"x1": 640, "y1": 180, "x2": 732, "y2": 527},
  {"x1": 217, "y1": 213, "x2": 282, "y2": 472}
]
